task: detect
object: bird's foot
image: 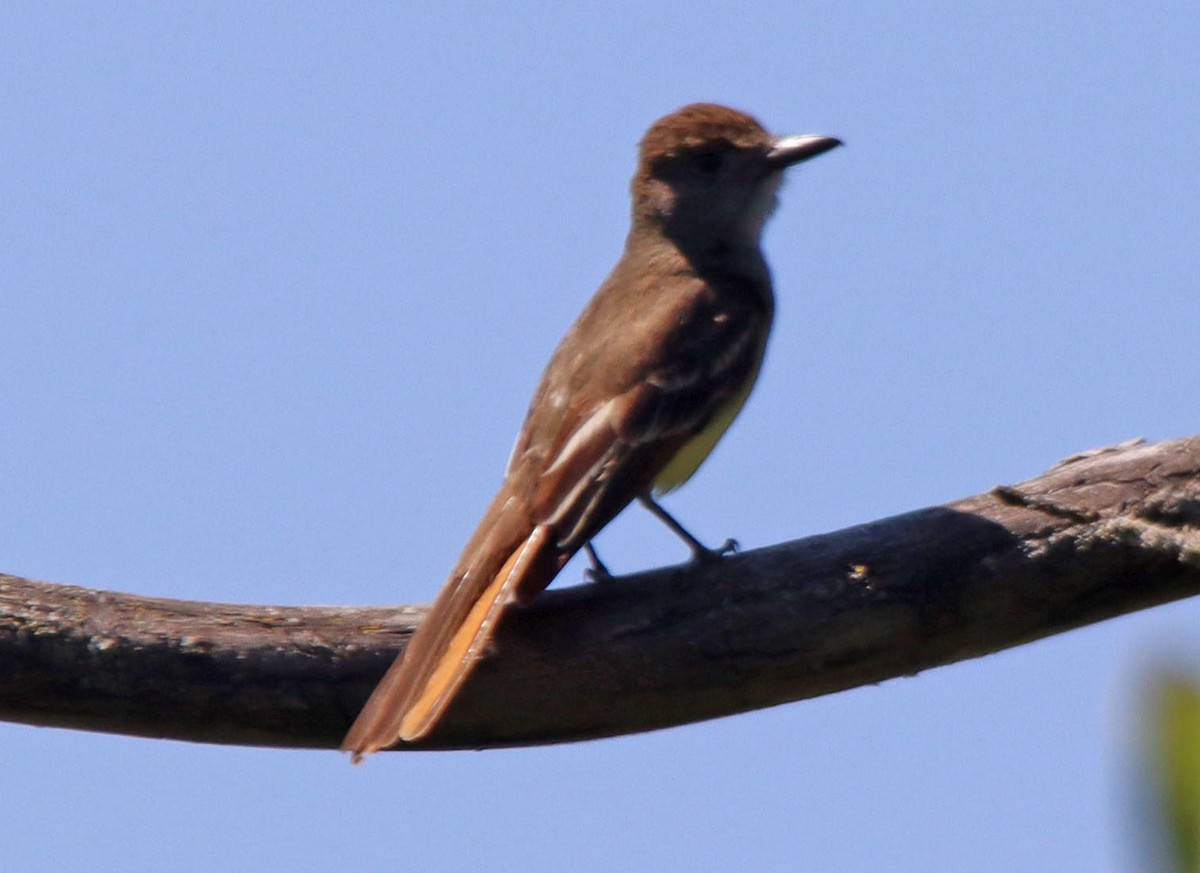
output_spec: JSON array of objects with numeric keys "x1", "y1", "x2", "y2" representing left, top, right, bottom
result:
[
  {"x1": 691, "y1": 537, "x2": 739, "y2": 563},
  {"x1": 638, "y1": 495, "x2": 739, "y2": 565},
  {"x1": 583, "y1": 542, "x2": 616, "y2": 583}
]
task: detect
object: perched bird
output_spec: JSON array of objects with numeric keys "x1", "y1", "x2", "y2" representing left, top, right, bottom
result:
[{"x1": 342, "y1": 103, "x2": 840, "y2": 759}]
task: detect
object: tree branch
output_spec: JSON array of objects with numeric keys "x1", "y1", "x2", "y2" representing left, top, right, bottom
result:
[{"x1": 3, "y1": 436, "x2": 1200, "y2": 751}]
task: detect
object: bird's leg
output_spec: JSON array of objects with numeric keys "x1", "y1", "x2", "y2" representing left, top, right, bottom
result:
[
  {"x1": 637, "y1": 495, "x2": 738, "y2": 562},
  {"x1": 583, "y1": 542, "x2": 615, "y2": 583}
]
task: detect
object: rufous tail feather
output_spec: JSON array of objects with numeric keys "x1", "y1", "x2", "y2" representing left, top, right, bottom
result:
[{"x1": 341, "y1": 524, "x2": 556, "y2": 761}]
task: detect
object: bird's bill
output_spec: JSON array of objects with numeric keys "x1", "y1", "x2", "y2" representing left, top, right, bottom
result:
[{"x1": 766, "y1": 134, "x2": 843, "y2": 168}]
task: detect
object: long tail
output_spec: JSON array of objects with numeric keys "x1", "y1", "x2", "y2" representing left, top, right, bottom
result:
[{"x1": 341, "y1": 493, "x2": 562, "y2": 760}]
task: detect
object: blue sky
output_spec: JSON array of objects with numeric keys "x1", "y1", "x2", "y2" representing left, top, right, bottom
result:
[{"x1": 3, "y1": 3, "x2": 1198, "y2": 871}]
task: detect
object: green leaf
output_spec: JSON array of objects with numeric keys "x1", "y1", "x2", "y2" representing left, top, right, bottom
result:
[{"x1": 1155, "y1": 677, "x2": 1200, "y2": 873}]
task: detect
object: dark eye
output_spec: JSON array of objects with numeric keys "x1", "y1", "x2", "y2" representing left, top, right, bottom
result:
[{"x1": 694, "y1": 149, "x2": 724, "y2": 175}]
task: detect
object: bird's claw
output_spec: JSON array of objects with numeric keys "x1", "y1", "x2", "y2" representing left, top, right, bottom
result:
[
  {"x1": 584, "y1": 564, "x2": 616, "y2": 584},
  {"x1": 583, "y1": 542, "x2": 615, "y2": 583},
  {"x1": 693, "y1": 537, "x2": 739, "y2": 563}
]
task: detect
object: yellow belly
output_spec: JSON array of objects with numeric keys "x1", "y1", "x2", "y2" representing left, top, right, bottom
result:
[{"x1": 651, "y1": 375, "x2": 756, "y2": 494}]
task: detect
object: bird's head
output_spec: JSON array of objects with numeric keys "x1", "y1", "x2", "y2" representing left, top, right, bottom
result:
[{"x1": 631, "y1": 103, "x2": 840, "y2": 256}]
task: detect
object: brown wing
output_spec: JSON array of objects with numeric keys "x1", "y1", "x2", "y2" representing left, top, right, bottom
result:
[
  {"x1": 526, "y1": 271, "x2": 772, "y2": 558},
  {"x1": 341, "y1": 265, "x2": 770, "y2": 756}
]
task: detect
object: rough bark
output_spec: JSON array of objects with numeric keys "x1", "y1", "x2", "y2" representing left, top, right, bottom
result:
[{"x1": 2, "y1": 436, "x2": 1199, "y2": 751}]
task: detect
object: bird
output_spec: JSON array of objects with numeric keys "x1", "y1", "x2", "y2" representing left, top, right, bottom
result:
[{"x1": 341, "y1": 103, "x2": 840, "y2": 760}]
